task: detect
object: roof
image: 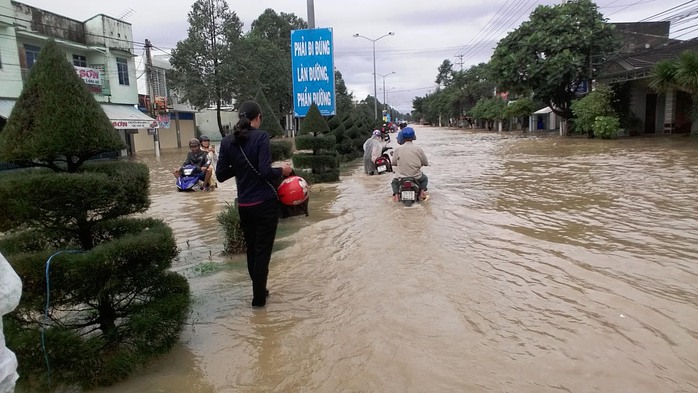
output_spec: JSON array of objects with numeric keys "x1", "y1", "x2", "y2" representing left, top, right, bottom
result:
[
  {"x1": 0, "y1": 99, "x2": 16, "y2": 119},
  {"x1": 100, "y1": 104, "x2": 154, "y2": 121},
  {"x1": 533, "y1": 107, "x2": 554, "y2": 115},
  {"x1": 598, "y1": 38, "x2": 698, "y2": 82}
]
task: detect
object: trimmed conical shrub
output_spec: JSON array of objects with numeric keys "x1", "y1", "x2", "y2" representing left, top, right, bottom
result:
[
  {"x1": 0, "y1": 40, "x2": 123, "y2": 172},
  {"x1": 292, "y1": 103, "x2": 339, "y2": 182},
  {"x1": 255, "y1": 89, "x2": 284, "y2": 138},
  {"x1": 0, "y1": 39, "x2": 189, "y2": 390}
]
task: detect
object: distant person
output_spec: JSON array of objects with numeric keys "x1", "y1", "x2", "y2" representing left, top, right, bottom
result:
[
  {"x1": 391, "y1": 127, "x2": 429, "y2": 202},
  {"x1": 199, "y1": 135, "x2": 218, "y2": 187},
  {"x1": 363, "y1": 130, "x2": 383, "y2": 175},
  {"x1": 216, "y1": 100, "x2": 293, "y2": 308},
  {"x1": 396, "y1": 122, "x2": 409, "y2": 145},
  {"x1": 174, "y1": 138, "x2": 213, "y2": 191}
]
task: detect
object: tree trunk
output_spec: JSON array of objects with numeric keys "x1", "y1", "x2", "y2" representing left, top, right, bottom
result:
[
  {"x1": 216, "y1": 99, "x2": 225, "y2": 137},
  {"x1": 97, "y1": 294, "x2": 117, "y2": 338}
]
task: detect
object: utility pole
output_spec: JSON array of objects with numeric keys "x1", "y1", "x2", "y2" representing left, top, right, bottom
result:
[
  {"x1": 144, "y1": 39, "x2": 160, "y2": 158},
  {"x1": 307, "y1": 0, "x2": 315, "y2": 28},
  {"x1": 456, "y1": 54, "x2": 464, "y2": 71}
]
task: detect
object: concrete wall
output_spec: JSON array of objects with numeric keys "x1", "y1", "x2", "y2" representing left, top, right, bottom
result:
[
  {"x1": 132, "y1": 119, "x2": 196, "y2": 152},
  {"x1": 195, "y1": 109, "x2": 238, "y2": 140}
]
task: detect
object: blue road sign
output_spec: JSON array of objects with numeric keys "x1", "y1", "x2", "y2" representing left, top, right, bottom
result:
[{"x1": 291, "y1": 28, "x2": 336, "y2": 117}]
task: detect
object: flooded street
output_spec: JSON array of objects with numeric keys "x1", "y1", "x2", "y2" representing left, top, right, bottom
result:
[{"x1": 92, "y1": 127, "x2": 698, "y2": 393}]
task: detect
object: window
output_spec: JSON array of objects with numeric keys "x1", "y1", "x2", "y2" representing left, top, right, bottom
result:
[
  {"x1": 116, "y1": 57, "x2": 129, "y2": 85},
  {"x1": 73, "y1": 54, "x2": 87, "y2": 67},
  {"x1": 25, "y1": 45, "x2": 41, "y2": 69}
]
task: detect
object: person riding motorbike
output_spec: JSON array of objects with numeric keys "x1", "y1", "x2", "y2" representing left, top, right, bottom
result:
[
  {"x1": 363, "y1": 130, "x2": 384, "y2": 175},
  {"x1": 396, "y1": 122, "x2": 408, "y2": 145},
  {"x1": 391, "y1": 127, "x2": 429, "y2": 201},
  {"x1": 174, "y1": 138, "x2": 213, "y2": 191}
]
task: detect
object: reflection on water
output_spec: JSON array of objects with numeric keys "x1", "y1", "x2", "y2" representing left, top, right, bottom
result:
[{"x1": 85, "y1": 131, "x2": 697, "y2": 392}]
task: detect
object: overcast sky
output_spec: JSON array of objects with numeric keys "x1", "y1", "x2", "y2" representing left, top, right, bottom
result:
[{"x1": 16, "y1": 0, "x2": 698, "y2": 113}]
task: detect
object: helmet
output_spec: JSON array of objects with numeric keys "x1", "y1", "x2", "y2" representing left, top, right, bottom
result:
[
  {"x1": 188, "y1": 138, "x2": 200, "y2": 147},
  {"x1": 199, "y1": 135, "x2": 210, "y2": 142},
  {"x1": 399, "y1": 122, "x2": 407, "y2": 129},
  {"x1": 278, "y1": 176, "x2": 310, "y2": 206},
  {"x1": 401, "y1": 127, "x2": 416, "y2": 140},
  {"x1": 372, "y1": 130, "x2": 382, "y2": 137}
]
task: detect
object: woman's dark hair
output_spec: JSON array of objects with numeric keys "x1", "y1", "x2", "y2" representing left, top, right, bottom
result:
[{"x1": 234, "y1": 101, "x2": 262, "y2": 144}]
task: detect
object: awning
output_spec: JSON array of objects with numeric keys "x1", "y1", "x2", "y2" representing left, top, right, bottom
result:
[
  {"x1": 533, "y1": 107, "x2": 554, "y2": 115},
  {"x1": 101, "y1": 104, "x2": 156, "y2": 129},
  {"x1": 0, "y1": 99, "x2": 16, "y2": 119}
]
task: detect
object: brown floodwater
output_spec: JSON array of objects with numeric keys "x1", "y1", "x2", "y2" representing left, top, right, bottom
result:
[{"x1": 83, "y1": 127, "x2": 698, "y2": 392}]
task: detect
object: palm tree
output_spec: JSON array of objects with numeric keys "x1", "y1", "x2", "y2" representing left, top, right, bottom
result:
[{"x1": 649, "y1": 50, "x2": 698, "y2": 133}]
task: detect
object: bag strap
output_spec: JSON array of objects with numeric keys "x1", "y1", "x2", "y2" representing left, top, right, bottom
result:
[{"x1": 238, "y1": 145, "x2": 279, "y2": 199}]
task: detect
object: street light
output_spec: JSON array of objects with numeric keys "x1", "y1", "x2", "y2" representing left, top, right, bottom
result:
[
  {"x1": 353, "y1": 32, "x2": 395, "y2": 120},
  {"x1": 378, "y1": 71, "x2": 396, "y2": 110}
]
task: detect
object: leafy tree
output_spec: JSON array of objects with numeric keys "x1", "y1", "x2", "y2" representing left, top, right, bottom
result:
[
  {"x1": 436, "y1": 59, "x2": 454, "y2": 87},
  {"x1": 334, "y1": 70, "x2": 355, "y2": 118},
  {"x1": 570, "y1": 84, "x2": 616, "y2": 136},
  {"x1": 0, "y1": 40, "x2": 189, "y2": 390},
  {"x1": 489, "y1": 0, "x2": 617, "y2": 123},
  {"x1": 169, "y1": 0, "x2": 244, "y2": 137},
  {"x1": 245, "y1": 9, "x2": 307, "y2": 126},
  {"x1": 470, "y1": 97, "x2": 507, "y2": 130},
  {"x1": 503, "y1": 96, "x2": 535, "y2": 130},
  {"x1": 650, "y1": 50, "x2": 698, "y2": 133}
]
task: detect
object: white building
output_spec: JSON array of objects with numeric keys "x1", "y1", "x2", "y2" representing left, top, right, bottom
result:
[
  {"x1": 134, "y1": 54, "x2": 200, "y2": 150},
  {"x1": 0, "y1": 0, "x2": 154, "y2": 155}
]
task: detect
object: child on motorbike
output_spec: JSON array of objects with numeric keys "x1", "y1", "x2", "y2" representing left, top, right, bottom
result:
[
  {"x1": 199, "y1": 135, "x2": 218, "y2": 188},
  {"x1": 391, "y1": 127, "x2": 429, "y2": 201},
  {"x1": 173, "y1": 138, "x2": 213, "y2": 191}
]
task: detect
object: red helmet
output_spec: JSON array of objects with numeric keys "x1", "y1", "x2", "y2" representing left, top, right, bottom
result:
[{"x1": 278, "y1": 176, "x2": 310, "y2": 206}]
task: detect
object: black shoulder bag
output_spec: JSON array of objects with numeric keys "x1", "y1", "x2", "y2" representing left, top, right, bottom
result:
[{"x1": 237, "y1": 146, "x2": 308, "y2": 218}]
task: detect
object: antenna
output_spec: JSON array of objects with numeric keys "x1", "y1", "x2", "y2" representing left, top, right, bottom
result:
[{"x1": 117, "y1": 8, "x2": 135, "y2": 21}]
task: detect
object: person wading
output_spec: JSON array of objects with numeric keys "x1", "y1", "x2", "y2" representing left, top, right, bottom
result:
[{"x1": 216, "y1": 101, "x2": 292, "y2": 308}]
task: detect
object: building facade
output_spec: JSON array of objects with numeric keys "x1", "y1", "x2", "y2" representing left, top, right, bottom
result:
[
  {"x1": 135, "y1": 55, "x2": 198, "y2": 152},
  {"x1": 0, "y1": 0, "x2": 155, "y2": 154}
]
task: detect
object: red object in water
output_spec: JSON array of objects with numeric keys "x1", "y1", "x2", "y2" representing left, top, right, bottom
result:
[{"x1": 278, "y1": 176, "x2": 310, "y2": 206}]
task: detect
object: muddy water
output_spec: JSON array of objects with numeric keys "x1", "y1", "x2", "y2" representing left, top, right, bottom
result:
[{"x1": 90, "y1": 129, "x2": 698, "y2": 393}]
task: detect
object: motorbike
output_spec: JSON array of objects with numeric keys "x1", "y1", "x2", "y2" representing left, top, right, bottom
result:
[
  {"x1": 176, "y1": 164, "x2": 202, "y2": 191},
  {"x1": 396, "y1": 177, "x2": 421, "y2": 206},
  {"x1": 374, "y1": 145, "x2": 393, "y2": 175}
]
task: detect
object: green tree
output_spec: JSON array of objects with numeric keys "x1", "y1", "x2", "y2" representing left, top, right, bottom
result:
[
  {"x1": 255, "y1": 89, "x2": 285, "y2": 138},
  {"x1": 435, "y1": 59, "x2": 454, "y2": 87},
  {"x1": 293, "y1": 103, "x2": 339, "y2": 182},
  {"x1": 0, "y1": 43, "x2": 123, "y2": 172},
  {"x1": 471, "y1": 97, "x2": 507, "y2": 130},
  {"x1": 503, "y1": 96, "x2": 535, "y2": 130},
  {"x1": 245, "y1": 9, "x2": 307, "y2": 124},
  {"x1": 570, "y1": 84, "x2": 616, "y2": 136},
  {"x1": 489, "y1": 0, "x2": 617, "y2": 124},
  {"x1": 650, "y1": 50, "x2": 698, "y2": 134},
  {"x1": 0, "y1": 40, "x2": 190, "y2": 390},
  {"x1": 169, "y1": 0, "x2": 244, "y2": 137}
]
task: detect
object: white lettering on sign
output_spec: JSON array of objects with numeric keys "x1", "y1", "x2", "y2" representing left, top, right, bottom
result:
[
  {"x1": 295, "y1": 63, "x2": 330, "y2": 83},
  {"x1": 74, "y1": 66, "x2": 101, "y2": 85},
  {"x1": 293, "y1": 38, "x2": 306, "y2": 56},
  {"x1": 293, "y1": 38, "x2": 331, "y2": 57},
  {"x1": 296, "y1": 89, "x2": 332, "y2": 108},
  {"x1": 111, "y1": 120, "x2": 155, "y2": 129}
]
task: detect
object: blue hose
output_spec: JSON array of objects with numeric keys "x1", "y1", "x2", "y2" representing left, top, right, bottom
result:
[{"x1": 42, "y1": 249, "x2": 82, "y2": 389}]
